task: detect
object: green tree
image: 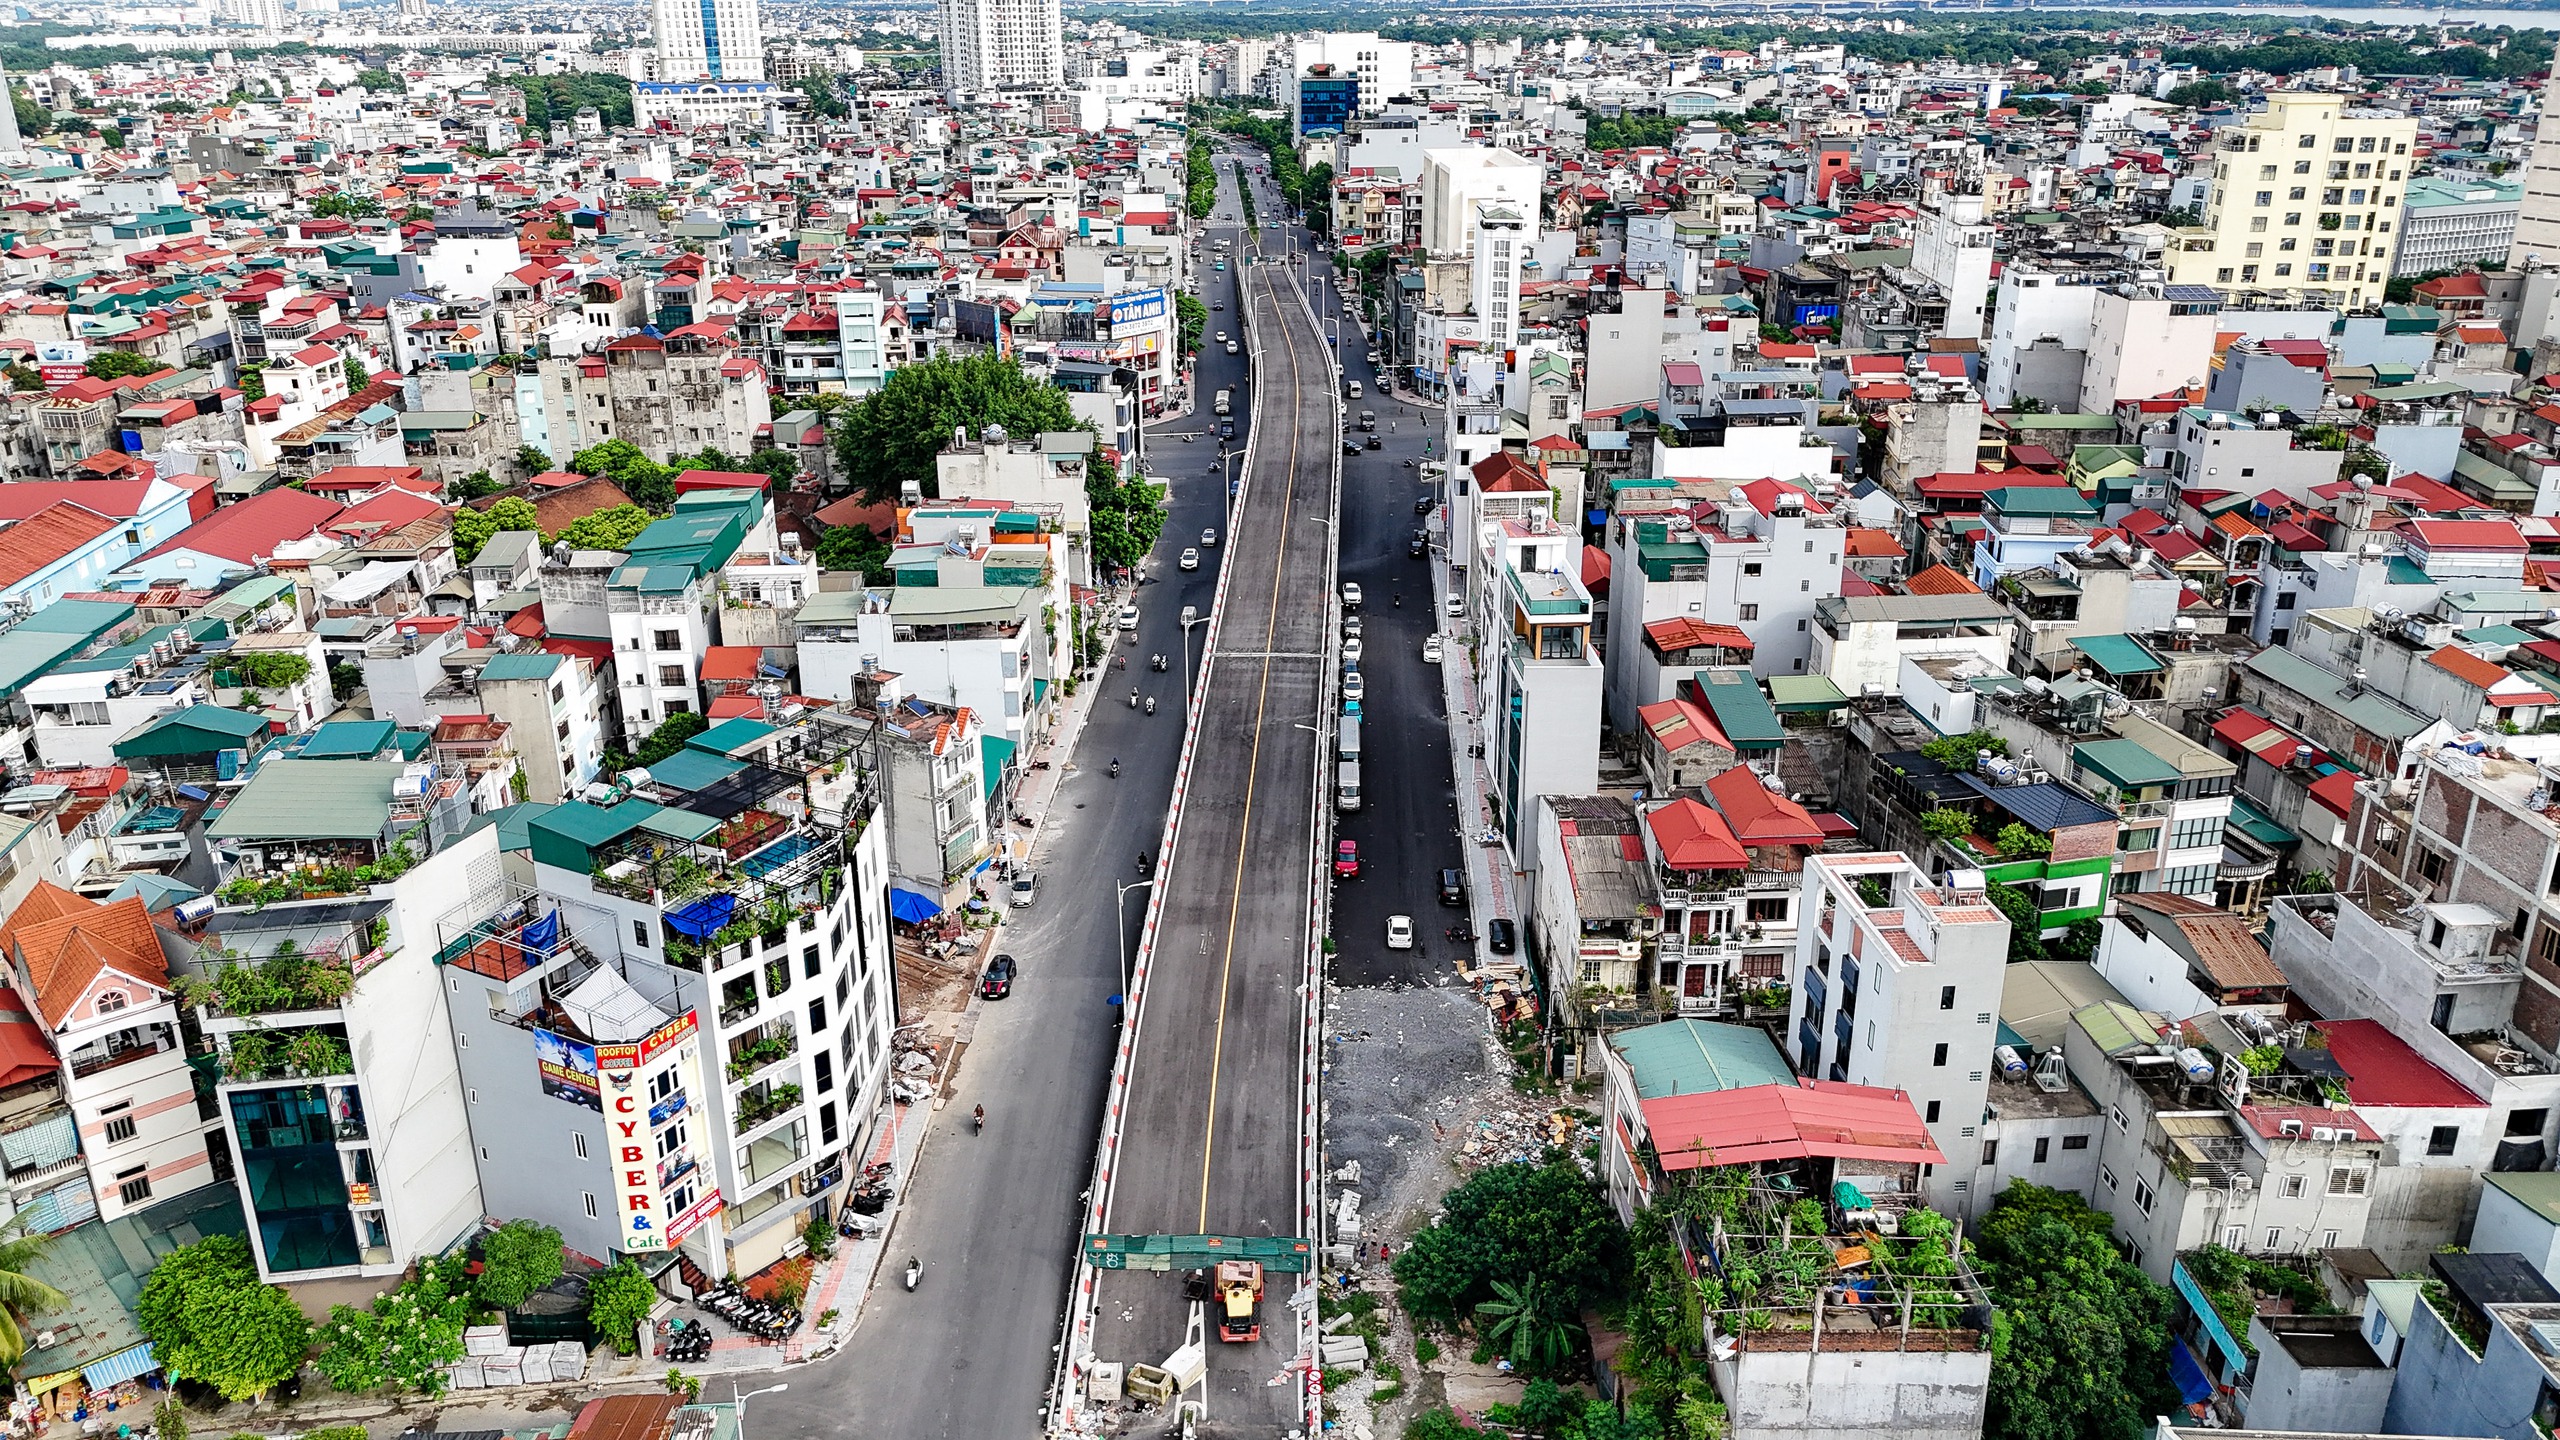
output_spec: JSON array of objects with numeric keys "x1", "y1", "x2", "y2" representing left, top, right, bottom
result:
[
  {"x1": 585, "y1": 1259, "x2": 658, "y2": 1355},
  {"x1": 3, "y1": 362, "x2": 41, "y2": 392},
  {"x1": 554, "y1": 503, "x2": 656, "y2": 552},
  {"x1": 1974, "y1": 1182, "x2": 2179, "y2": 1440},
  {"x1": 354, "y1": 68, "x2": 402, "y2": 93},
  {"x1": 137, "y1": 1236, "x2": 311, "y2": 1403},
  {"x1": 1986, "y1": 880, "x2": 2051, "y2": 964},
  {"x1": 1087, "y1": 446, "x2": 1167, "y2": 575},
  {"x1": 1475, "y1": 1274, "x2": 1582, "y2": 1375},
  {"x1": 1920, "y1": 808, "x2": 1977, "y2": 848},
  {"x1": 314, "y1": 1255, "x2": 470, "y2": 1397},
  {"x1": 632, "y1": 711, "x2": 709, "y2": 768},
  {"x1": 834, "y1": 352, "x2": 1078, "y2": 503},
  {"x1": 343, "y1": 356, "x2": 372, "y2": 393},
  {"x1": 475, "y1": 1219, "x2": 565, "y2": 1310},
  {"x1": 794, "y1": 73, "x2": 849, "y2": 119},
  {"x1": 12, "y1": 94, "x2": 46, "y2": 140},
  {"x1": 570, "y1": 438, "x2": 678, "y2": 512},
  {"x1": 516, "y1": 444, "x2": 553, "y2": 475},
  {"x1": 309, "y1": 191, "x2": 383, "y2": 220},
  {"x1": 453, "y1": 468, "x2": 510, "y2": 502},
  {"x1": 816, "y1": 523, "x2": 892, "y2": 583},
  {"x1": 452, "y1": 496, "x2": 541, "y2": 565},
  {"x1": 1393, "y1": 1155, "x2": 1624, "y2": 1324},
  {"x1": 1176, "y1": 292, "x2": 1206, "y2": 356},
  {"x1": 1993, "y1": 822, "x2": 2052, "y2": 859},
  {"x1": 85, "y1": 350, "x2": 158, "y2": 380},
  {"x1": 1919, "y1": 729, "x2": 2006, "y2": 770},
  {"x1": 237, "y1": 362, "x2": 266, "y2": 401},
  {"x1": 2163, "y1": 79, "x2": 2231, "y2": 108},
  {"x1": 0, "y1": 1221, "x2": 65, "y2": 1368}
]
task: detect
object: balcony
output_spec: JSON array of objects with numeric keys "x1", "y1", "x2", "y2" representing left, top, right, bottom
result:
[
  {"x1": 726, "y1": 1025, "x2": 798, "y2": 1083},
  {"x1": 68, "y1": 1034, "x2": 178, "y2": 1081}
]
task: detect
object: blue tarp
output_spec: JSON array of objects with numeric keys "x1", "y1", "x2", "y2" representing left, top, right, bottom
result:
[
  {"x1": 2169, "y1": 1339, "x2": 2214, "y2": 1406},
  {"x1": 890, "y1": 887, "x2": 943, "y2": 924},
  {"x1": 521, "y1": 910, "x2": 560, "y2": 957},
  {"x1": 665, "y1": 893, "x2": 739, "y2": 939}
]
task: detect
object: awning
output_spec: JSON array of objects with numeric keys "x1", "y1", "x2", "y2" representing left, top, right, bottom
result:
[
  {"x1": 890, "y1": 887, "x2": 943, "y2": 924},
  {"x1": 81, "y1": 1343, "x2": 159, "y2": 1391},
  {"x1": 663, "y1": 893, "x2": 737, "y2": 939},
  {"x1": 2168, "y1": 1338, "x2": 2213, "y2": 1406},
  {"x1": 321, "y1": 559, "x2": 416, "y2": 605},
  {"x1": 23, "y1": 1369, "x2": 80, "y2": 1395},
  {"x1": 982, "y1": 735, "x2": 1017, "y2": 802}
]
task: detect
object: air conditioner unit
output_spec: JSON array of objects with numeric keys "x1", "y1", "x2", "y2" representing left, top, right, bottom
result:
[
  {"x1": 2279, "y1": 1119, "x2": 2303, "y2": 1137},
  {"x1": 2312, "y1": 1128, "x2": 2336, "y2": 1143},
  {"x1": 2230, "y1": 1174, "x2": 2254, "y2": 1193}
]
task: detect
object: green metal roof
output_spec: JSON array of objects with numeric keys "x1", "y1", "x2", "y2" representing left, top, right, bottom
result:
[
  {"x1": 2074, "y1": 1000, "x2": 2160, "y2": 1058},
  {"x1": 2485, "y1": 1172, "x2": 2560, "y2": 1226},
  {"x1": 298, "y1": 719, "x2": 397, "y2": 759},
  {"x1": 638, "y1": 808, "x2": 721, "y2": 842},
  {"x1": 1765, "y1": 674, "x2": 1850, "y2": 712},
  {"x1": 2074, "y1": 633, "x2": 2164, "y2": 677},
  {"x1": 2229, "y1": 794, "x2": 2299, "y2": 848},
  {"x1": 112, "y1": 705, "x2": 270, "y2": 759},
  {"x1": 2074, "y1": 738, "x2": 2181, "y2": 791},
  {"x1": 2243, "y1": 647, "x2": 2430, "y2": 740},
  {"x1": 478, "y1": 652, "x2": 560, "y2": 682},
  {"x1": 206, "y1": 760, "x2": 405, "y2": 842},
  {"x1": 1987, "y1": 486, "x2": 2097, "y2": 517},
  {"x1": 2460, "y1": 625, "x2": 2538, "y2": 647},
  {"x1": 645, "y1": 748, "x2": 746, "y2": 792},
  {"x1": 524, "y1": 799, "x2": 660, "y2": 871},
  {"x1": 1607, "y1": 1020, "x2": 1795, "y2": 1100},
  {"x1": 689, "y1": 717, "x2": 778, "y2": 758},
  {"x1": 0, "y1": 599, "x2": 136, "y2": 695},
  {"x1": 1693, "y1": 669, "x2": 1783, "y2": 750}
]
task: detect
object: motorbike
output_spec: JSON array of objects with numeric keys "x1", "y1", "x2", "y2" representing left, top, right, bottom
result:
[
  {"x1": 1145, "y1": 696, "x2": 1157, "y2": 715},
  {"x1": 1130, "y1": 689, "x2": 1140, "y2": 709},
  {"x1": 1447, "y1": 923, "x2": 1479, "y2": 944},
  {"x1": 1151, "y1": 654, "x2": 1167, "y2": 672},
  {"x1": 903, "y1": 1258, "x2": 922, "y2": 1292},
  {"x1": 973, "y1": 1105, "x2": 985, "y2": 1134},
  {"x1": 1109, "y1": 759, "x2": 1121, "y2": 779}
]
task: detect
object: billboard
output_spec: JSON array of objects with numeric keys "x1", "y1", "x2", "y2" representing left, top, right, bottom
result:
[
  {"x1": 598, "y1": 1009, "x2": 702, "y2": 1253},
  {"x1": 36, "y1": 340, "x2": 88, "y2": 393},
  {"x1": 1108, "y1": 286, "x2": 1169, "y2": 330},
  {"x1": 532, "y1": 1028, "x2": 600, "y2": 1111}
]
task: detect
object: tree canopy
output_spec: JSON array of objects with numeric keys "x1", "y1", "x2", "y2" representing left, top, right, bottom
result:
[
  {"x1": 554, "y1": 503, "x2": 656, "y2": 553},
  {"x1": 85, "y1": 350, "x2": 160, "y2": 380},
  {"x1": 833, "y1": 352, "x2": 1080, "y2": 503},
  {"x1": 1392, "y1": 1155, "x2": 1626, "y2": 1324},
  {"x1": 136, "y1": 1235, "x2": 311, "y2": 1402},
  {"x1": 1974, "y1": 1182, "x2": 2179, "y2": 1440},
  {"x1": 1087, "y1": 447, "x2": 1167, "y2": 576},
  {"x1": 570, "y1": 439, "x2": 677, "y2": 512},
  {"x1": 309, "y1": 191, "x2": 384, "y2": 220},
  {"x1": 452, "y1": 497, "x2": 541, "y2": 565},
  {"x1": 474, "y1": 1219, "x2": 565, "y2": 1310}
]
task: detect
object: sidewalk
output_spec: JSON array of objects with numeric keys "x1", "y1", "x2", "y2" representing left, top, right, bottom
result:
[{"x1": 1426, "y1": 543, "x2": 1517, "y2": 974}]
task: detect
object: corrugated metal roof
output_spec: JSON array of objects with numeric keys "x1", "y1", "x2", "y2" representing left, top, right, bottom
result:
[{"x1": 1609, "y1": 1021, "x2": 1796, "y2": 1100}]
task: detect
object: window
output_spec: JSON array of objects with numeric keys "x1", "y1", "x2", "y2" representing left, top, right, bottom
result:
[
  {"x1": 1743, "y1": 562, "x2": 1762, "y2": 577},
  {"x1": 102, "y1": 1105, "x2": 135, "y2": 1145},
  {"x1": 2283, "y1": 1174, "x2": 2306, "y2": 1199},
  {"x1": 658, "y1": 665, "x2": 687, "y2": 688},
  {"x1": 1932, "y1": 1043, "x2": 1949, "y2": 1067},
  {"x1": 2265, "y1": 1227, "x2": 2285, "y2": 1251},
  {"x1": 1747, "y1": 897, "x2": 1789, "y2": 924},
  {"x1": 2100, "y1": 1164, "x2": 2118, "y2": 1191},
  {"x1": 2226, "y1": 1225, "x2": 2247, "y2": 1249},
  {"x1": 2275, "y1": 591, "x2": 2296, "y2": 610},
  {"x1": 1939, "y1": 984, "x2": 1956, "y2": 1011},
  {"x1": 574, "y1": 1132, "x2": 589, "y2": 1159},
  {"x1": 2062, "y1": 1135, "x2": 2090, "y2": 1150},
  {"x1": 117, "y1": 1165, "x2": 150, "y2": 1206},
  {"x1": 2253, "y1": 190, "x2": 2273, "y2": 206},
  {"x1": 2328, "y1": 1165, "x2": 2369, "y2": 1196},
  {"x1": 2323, "y1": 1229, "x2": 2341, "y2": 1250},
  {"x1": 2111, "y1": 1104, "x2": 2129, "y2": 1131},
  {"x1": 2033, "y1": 1137, "x2": 2050, "y2": 1163},
  {"x1": 1982, "y1": 1140, "x2": 1998, "y2": 1165},
  {"x1": 654, "y1": 629, "x2": 681, "y2": 651},
  {"x1": 2134, "y1": 1180, "x2": 2155, "y2": 1215},
  {"x1": 1925, "y1": 1100, "x2": 1941, "y2": 1123},
  {"x1": 2169, "y1": 816, "x2": 2226, "y2": 851},
  {"x1": 1738, "y1": 604, "x2": 1758, "y2": 621},
  {"x1": 2418, "y1": 848, "x2": 2449, "y2": 886},
  {"x1": 584, "y1": 1192, "x2": 600, "y2": 1219}
]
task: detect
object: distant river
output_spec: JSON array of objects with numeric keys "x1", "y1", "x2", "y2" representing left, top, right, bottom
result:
[{"x1": 1979, "y1": 3, "x2": 2559, "y2": 22}]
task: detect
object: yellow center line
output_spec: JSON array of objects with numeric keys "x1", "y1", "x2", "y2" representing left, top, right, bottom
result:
[{"x1": 1196, "y1": 228, "x2": 1308, "y2": 1231}]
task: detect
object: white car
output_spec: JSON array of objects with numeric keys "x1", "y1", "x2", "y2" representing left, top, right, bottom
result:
[
  {"x1": 1443, "y1": 594, "x2": 1464, "y2": 618},
  {"x1": 1342, "y1": 671, "x2": 1365, "y2": 703},
  {"x1": 1202, "y1": 528, "x2": 1218, "y2": 547},
  {"x1": 1343, "y1": 613, "x2": 1363, "y2": 637},
  {"x1": 1010, "y1": 872, "x2": 1037, "y2": 908},
  {"x1": 1118, "y1": 604, "x2": 1141, "y2": 631},
  {"x1": 1216, "y1": 330, "x2": 1229, "y2": 343},
  {"x1": 1386, "y1": 915, "x2": 1414, "y2": 950},
  {"x1": 1226, "y1": 341, "x2": 1238, "y2": 355},
  {"x1": 1422, "y1": 634, "x2": 1444, "y2": 663},
  {"x1": 1180, "y1": 547, "x2": 1201, "y2": 571},
  {"x1": 1342, "y1": 636, "x2": 1364, "y2": 663},
  {"x1": 1341, "y1": 582, "x2": 1362, "y2": 610}
]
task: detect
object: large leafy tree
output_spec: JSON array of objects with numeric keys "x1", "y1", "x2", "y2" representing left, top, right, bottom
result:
[
  {"x1": 571, "y1": 439, "x2": 677, "y2": 513},
  {"x1": 585, "y1": 1259, "x2": 658, "y2": 1355},
  {"x1": 475, "y1": 1219, "x2": 565, "y2": 1310},
  {"x1": 816, "y1": 523, "x2": 892, "y2": 583},
  {"x1": 85, "y1": 350, "x2": 159, "y2": 380},
  {"x1": 313, "y1": 1255, "x2": 471, "y2": 1397},
  {"x1": 137, "y1": 1236, "x2": 312, "y2": 1402},
  {"x1": 1392, "y1": 1155, "x2": 1625, "y2": 1323},
  {"x1": 1973, "y1": 1182, "x2": 2179, "y2": 1440},
  {"x1": 832, "y1": 352, "x2": 1078, "y2": 504},
  {"x1": 1087, "y1": 447, "x2": 1166, "y2": 576},
  {"x1": 452, "y1": 496, "x2": 541, "y2": 565},
  {"x1": 554, "y1": 503, "x2": 656, "y2": 552}
]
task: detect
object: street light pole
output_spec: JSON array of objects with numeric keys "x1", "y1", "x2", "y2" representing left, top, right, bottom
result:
[
  {"x1": 734, "y1": 1382, "x2": 789, "y2": 1438},
  {"x1": 1114, "y1": 878, "x2": 1155, "y2": 1002},
  {"x1": 1178, "y1": 610, "x2": 1210, "y2": 715}
]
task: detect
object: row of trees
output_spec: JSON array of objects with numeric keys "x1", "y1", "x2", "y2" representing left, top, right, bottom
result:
[
  {"x1": 131, "y1": 1222, "x2": 664, "y2": 1407},
  {"x1": 449, "y1": 439, "x2": 800, "y2": 563}
]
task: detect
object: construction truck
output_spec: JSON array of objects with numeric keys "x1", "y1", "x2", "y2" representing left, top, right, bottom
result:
[{"x1": 1214, "y1": 1260, "x2": 1265, "y2": 1342}]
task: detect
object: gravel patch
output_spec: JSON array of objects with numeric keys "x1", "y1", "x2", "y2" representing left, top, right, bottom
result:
[{"x1": 1321, "y1": 976, "x2": 1509, "y2": 1245}]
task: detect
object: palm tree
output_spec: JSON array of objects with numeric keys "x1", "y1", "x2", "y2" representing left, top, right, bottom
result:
[
  {"x1": 0, "y1": 1221, "x2": 67, "y2": 1370},
  {"x1": 1475, "y1": 1275, "x2": 1581, "y2": 1375}
]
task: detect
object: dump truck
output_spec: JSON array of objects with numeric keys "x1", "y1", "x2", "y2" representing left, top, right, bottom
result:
[{"x1": 1214, "y1": 1260, "x2": 1265, "y2": 1342}]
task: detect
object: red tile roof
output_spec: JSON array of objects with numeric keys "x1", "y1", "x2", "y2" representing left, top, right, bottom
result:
[
  {"x1": 1643, "y1": 617, "x2": 1754, "y2": 654},
  {"x1": 2426, "y1": 644, "x2": 2512, "y2": 690},
  {"x1": 0, "y1": 502, "x2": 118, "y2": 588},
  {"x1": 1903, "y1": 563, "x2": 1982, "y2": 596},
  {"x1": 1705, "y1": 765, "x2": 1827, "y2": 846},
  {"x1": 1643, "y1": 793, "x2": 1746, "y2": 868},
  {"x1": 140, "y1": 486, "x2": 343, "y2": 565},
  {"x1": 1644, "y1": 1079, "x2": 1947, "y2": 1171},
  {"x1": 0, "y1": 883, "x2": 170, "y2": 1028}
]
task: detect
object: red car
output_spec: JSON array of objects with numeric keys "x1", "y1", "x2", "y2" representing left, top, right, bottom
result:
[{"x1": 1334, "y1": 840, "x2": 1360, "y2": 878}]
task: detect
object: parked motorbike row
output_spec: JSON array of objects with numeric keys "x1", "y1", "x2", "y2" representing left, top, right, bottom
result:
[
  {"x1": 692, "y1": 1280, "x2": 802, "y2": 1341},
  {"x1": 661, "y1": 1317, "x2": 713, "y2": 1364}
]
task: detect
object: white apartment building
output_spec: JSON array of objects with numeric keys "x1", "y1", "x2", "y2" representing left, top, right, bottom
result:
[
  {"x1": 1909, "y1": 194, "x2": 1996, "y2": 341},
  {"x1": 1786, "y1": 853, "x2": 2013, "y2": 1216},
  {"x1": 2166, "y1": 91, "x2": 2419, "y2": 311},
  {"x1": 1420, "y1": 147, "x2": 1543, "y2": 258},
  {"x1": 937, "y1": 0, "x2": 1064, "y2": 94},
  {"x1": 652, "y1": 0, "x2": 764, "y2": 81},
  {"x1": 2077, "y1": 281, "x2": 2222, "y2": 415},
  {"x1": 1290, "y1": 32, "x2": 1412, "y2": 115},
  {"x1": 1984, "y1": 262, "x2": 2111, "y2": 410},
  {"x1": 1469, "y1": 491, "x2": 1602, "y2": 861},
  {"x1": 1601, "y1": 479, "x2": 1847, "y2": 722}
]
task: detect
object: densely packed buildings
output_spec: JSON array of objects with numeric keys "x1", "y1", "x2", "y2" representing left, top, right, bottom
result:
[{"x1": 7, "y1": 7, "x2": 2560, "y2": 1438}]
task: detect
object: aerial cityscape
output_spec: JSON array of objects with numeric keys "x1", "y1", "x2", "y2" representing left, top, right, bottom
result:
[{"x1": 0, "y1": 2, "x2": 2554, "y2": 1439}]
